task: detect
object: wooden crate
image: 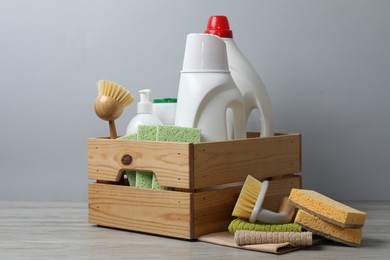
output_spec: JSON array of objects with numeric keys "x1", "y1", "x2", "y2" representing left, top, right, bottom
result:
[{"x1": 88, "y1": 133, "x2": 302, "y2": 239}]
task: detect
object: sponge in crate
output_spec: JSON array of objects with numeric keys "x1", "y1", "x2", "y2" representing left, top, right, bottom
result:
[
  {"x1": 136, "y1": 125, "x2": 158, "y2": 189},
  {"x1": 117, "y1": 133, "x2": 138, "y2": 186},
  {"x1": 137, "y1": 125, "x2": 158, "y2": 141},
  {"x1": 294, "y1": 209, "x2": 363, "y2": 247},
  {"x1": 137, "y1": 125, "x2": 162, "y2": 189},
  {"x1": 288, "y1": 189, "x2": 367, "y2": 228},
  {"x1": 156, "y1": 125, "x2": 201, "y2": 143},
  {"x1": 127, "y1": 171, "x2": 136, "y2": 187},
  {"x1": 117, "y1": 133, "x2": 138, "y2": 140},
  {"x1": 151, "y1": 125, "x2": 201, "y2": 190},
  {"x1": 151, "y1": 175, "x2": 171, "y2": 190},
  {"x1": 135, "y1": 171, "x2": 153, "y2": 189}
]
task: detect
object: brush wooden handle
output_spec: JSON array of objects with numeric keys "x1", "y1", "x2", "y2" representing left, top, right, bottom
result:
[
  {"x1": 109, "y1": 120, "x2": 117, "y2": 139},
  {"x1": 94, "y1": 95, "x2": 123, "y2": 139},
  {"x1": 234, "y1": 230, "x2": 312, "y2": 246}
]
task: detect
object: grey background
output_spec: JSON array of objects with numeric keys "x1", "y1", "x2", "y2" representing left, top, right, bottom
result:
[{"x1": 1, "y1": 0, "x2": 389, "y2": 201}]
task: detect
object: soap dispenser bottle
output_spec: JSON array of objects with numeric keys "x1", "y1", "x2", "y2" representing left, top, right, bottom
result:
[
  {"x1": 126, "y1": 89, "x2": 162, "y2": 134},
  {"x1": 205, "y1": 16, "x2": 275, "y2": 137}
]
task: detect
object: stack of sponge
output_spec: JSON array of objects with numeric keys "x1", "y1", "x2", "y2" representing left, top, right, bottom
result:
[
  {"x1": 288, "y1": 188, "x2": 367, "y2": 247},
  {"x1": 118, "y1": 125, "x2": 201, "y2": 190}
]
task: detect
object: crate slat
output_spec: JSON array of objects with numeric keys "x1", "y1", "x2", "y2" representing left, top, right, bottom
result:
[
  {"x1": 88, "y1": 138, "x2": 193, "y2": 188},
  {"x1": 192, "y1": 134, "x2": 301, "y2": 189},
  {"x1": 88, "y1": 183, "x2": 192, "y2": 239}
]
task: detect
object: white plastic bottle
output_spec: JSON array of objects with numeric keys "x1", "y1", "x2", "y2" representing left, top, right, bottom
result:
[
  {"x1": 205, "y1": 16, "x2": 275, "y2": 137},
  {"x1": 175, "y1": 33, "x2": 246, "y2": 142},
  {"x1": 126, "y1": 89, "x2": 162, "y2": 134},
  {"x1": 152, "y1": 98, "x2": 177, "y2": 125}
]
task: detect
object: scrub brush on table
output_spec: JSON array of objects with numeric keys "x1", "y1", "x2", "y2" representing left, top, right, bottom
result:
[
  {"x1": 94, "y1": 80, "x2": 134, "y2": 139},
  {"x1": 232, "y1": 175, "x2": 295, "y2": 224}
]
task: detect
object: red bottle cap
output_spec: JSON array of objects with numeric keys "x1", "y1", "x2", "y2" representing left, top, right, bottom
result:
[{"x1": 204, "y1": 16, "x2": 233, "y2": 38}]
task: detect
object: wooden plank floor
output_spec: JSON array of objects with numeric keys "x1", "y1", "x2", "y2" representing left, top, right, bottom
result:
[{"x1": 0, "y1": 201, "x2": 389, "y2": 259}]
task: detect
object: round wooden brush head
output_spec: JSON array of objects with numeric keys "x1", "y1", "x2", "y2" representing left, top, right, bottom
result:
[
  {"x1": 94, "y1": 80, "x2": 134, "y2": 139},
  {"x1": 94, "y1": 80, "x2": 133, "y2": 121},
  {"x1": 94, "y1": 95, "x2": 124, "y2": 121}
]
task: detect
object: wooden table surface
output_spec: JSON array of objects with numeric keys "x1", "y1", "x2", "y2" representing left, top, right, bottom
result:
[{"x1": 0, "y1": 201, "x2": 389, "y2": 259}]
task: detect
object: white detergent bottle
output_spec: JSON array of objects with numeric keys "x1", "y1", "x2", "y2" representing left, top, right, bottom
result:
[
  {"x1": 205, "y1": 16, "x2": 275, "y2": 137},
  {"x1": 175, "y1": 33, "x2": 246, "y2": 142},
  {"x1": 126, "y1": 89, "x2": 162, "y2": 134}
]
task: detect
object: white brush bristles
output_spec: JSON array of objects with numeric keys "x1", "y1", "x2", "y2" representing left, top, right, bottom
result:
[
  {"x1": 98, "y1": 80, "x2": 134, "y2": 107},
  {"x1": 232, "y1": 175, "x2": 263, "y2": 219}
]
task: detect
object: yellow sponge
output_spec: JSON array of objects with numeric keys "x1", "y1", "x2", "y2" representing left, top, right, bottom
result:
[
  {"x1": 288, "y1": 189, "x2": 366, "y2": 228},
  {"x1": 295, "y1": 210, "x2": 362, "y2": 247}
]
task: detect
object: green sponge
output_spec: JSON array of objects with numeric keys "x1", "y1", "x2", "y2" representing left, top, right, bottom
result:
[
  {"x1": 135, "y1": 171, "x2": 153, "y2": 188},
  {"x1": 117, "y1": 133, "x2": 138, "y2": 140},
  {"x1": 150, "y1": 125, "x2": 201, "y2": 190},
  {"x1": 121, "y1": 125, "x2": 201, "y2": 190},
  {"x1": 135, "y1": 125, "x2": 158, "y2": 189},
  {"x1": 228, "y1": 218, "x2": 302, "y2": 233},
  {"x1": 137, "y1": 125, "x2": 158, "y2": 141},
  {"x1": 127, "y1": 171, "x2": 136, "y2": 186},
  {"x1": 152, "y1": 174, "x2": 171, "y2": 190},
  {"x1": 157, "y1": 125, "x2": 201, "y2": 143}
]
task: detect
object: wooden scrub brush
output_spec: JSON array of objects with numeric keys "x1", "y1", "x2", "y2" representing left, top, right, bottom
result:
[{"x1": 94, "y1": 80, "x2": 134, "y2": 139}]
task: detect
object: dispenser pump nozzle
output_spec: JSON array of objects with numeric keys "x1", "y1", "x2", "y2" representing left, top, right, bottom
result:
[{"x1": 137, "y1": 89, "x2": 152, "y2": 114}]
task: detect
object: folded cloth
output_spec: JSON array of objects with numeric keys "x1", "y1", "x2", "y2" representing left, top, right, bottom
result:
[
  {"x1": 198, "y1": 231, "x2": 313, "y2": 255},
  {"x1": 234, "y1": 230, "x2": 312, "y2": 246},
  {"x1": 228, "y1": 218, "x2": 302, "y2": 233}
]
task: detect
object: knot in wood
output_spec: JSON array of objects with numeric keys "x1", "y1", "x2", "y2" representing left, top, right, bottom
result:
[{"x1": 121, "y1": 154, "x2": 133, "y2": 165}]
